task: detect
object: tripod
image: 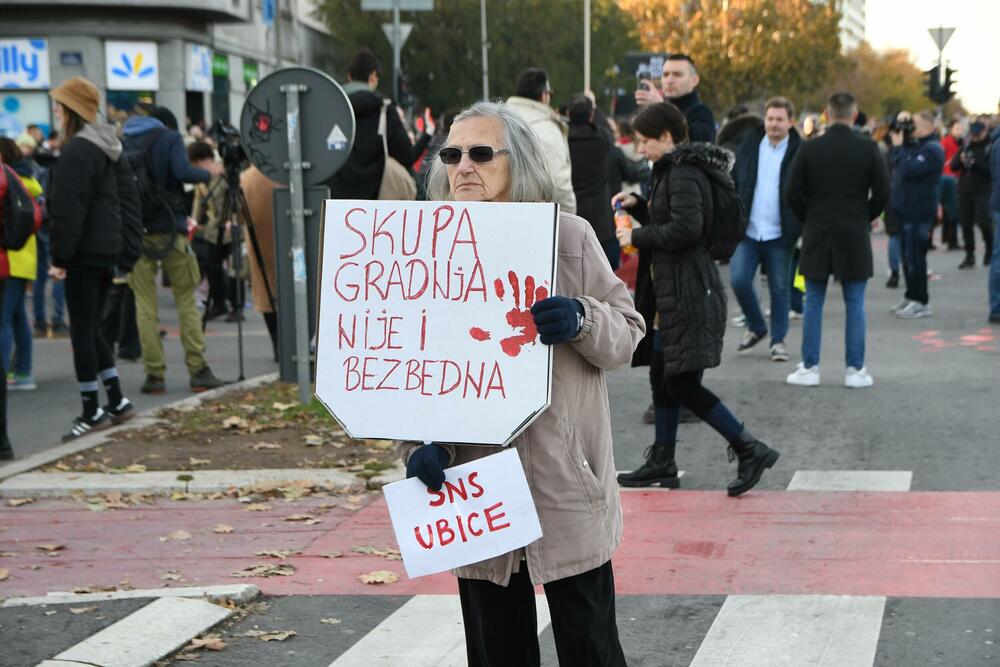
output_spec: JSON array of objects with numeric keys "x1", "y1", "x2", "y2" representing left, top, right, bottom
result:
[{"x1": 203, "y1": 160, "x2": 276, "y2": 381}]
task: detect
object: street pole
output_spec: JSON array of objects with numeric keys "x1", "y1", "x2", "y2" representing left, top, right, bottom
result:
[
  {"x1": 393, "y1": 0, "x2": 402, "y2": 101},
  {"x1": 480, "y1": 0, "x2": 489, "y2": 101},
  {"x1": 281, "y1": 82, "x2": 313, "y2": 405},
  {"x1": 583, "y1": 0, "x2": 591, "y2": 93}
]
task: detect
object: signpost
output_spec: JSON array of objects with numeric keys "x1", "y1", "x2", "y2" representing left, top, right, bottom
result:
[
  {"x1": 240, "y1": 67, "x2": 356, "y2": 403},
  {"x1": 314, "y1": 200, "x2": 559, "y2": 445},
  {"x1": 927, "y1": 26, "x2": 957, "y2": 106},
  {"x1": 361, "y1": 0, "x2": 433, "y2": 102}
]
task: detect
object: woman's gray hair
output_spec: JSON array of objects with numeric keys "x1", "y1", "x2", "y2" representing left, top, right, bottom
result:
[{"x1": 426, "y1": 101, "x2": 556, "y2": 203}]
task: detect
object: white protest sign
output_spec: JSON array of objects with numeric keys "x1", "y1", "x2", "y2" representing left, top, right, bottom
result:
[
  {"x1": 383, "y1": 448, "x2": 542, "y2": 579},
  {"x1": 315, "y1": 200, "x2": 559, "y2": 445}
]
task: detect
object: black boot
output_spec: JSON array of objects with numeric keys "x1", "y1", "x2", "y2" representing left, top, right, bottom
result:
[
  {"x1": 617, "y1": 442, "x2": 680, "y2": 488},
  {"x1": 886, "y1": 271, "x2": 899, "y2": 288},
  {"x1": 959, "y1": 254, "x2": 976, "y2": 270},
  {"x1": 641, "y1": 402, "x2": 654, "y2": 424},
  {"x1": 726, "y1": 429, "x2": 779, "y2": 497}
]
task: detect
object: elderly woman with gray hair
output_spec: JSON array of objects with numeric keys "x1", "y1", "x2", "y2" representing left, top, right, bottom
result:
[{"x1": 404, "y1": 101, "x2": 643, "y2": 666}]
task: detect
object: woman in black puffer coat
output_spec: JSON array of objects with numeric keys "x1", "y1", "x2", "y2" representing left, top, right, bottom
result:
[{"x1": 613, "y1": 102, "x2": 780, "y2": 497}]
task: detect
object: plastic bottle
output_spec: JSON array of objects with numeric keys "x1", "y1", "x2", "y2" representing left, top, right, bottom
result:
[{"x1": 614, "y1": 202, "x2": 637, "y2": 254}]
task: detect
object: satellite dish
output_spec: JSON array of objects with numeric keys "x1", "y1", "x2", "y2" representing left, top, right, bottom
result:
[{"x1": 239, "y1": 66, "x2": 356, "y2": 187}]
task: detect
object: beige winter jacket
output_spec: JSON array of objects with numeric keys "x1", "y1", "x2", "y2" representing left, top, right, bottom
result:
[
  {"x1": 506, "y1": 96, "x2": 578, "y2": 215},
  {"x1": 402, "y1": 212, "x2": 645, "y2": 586}
]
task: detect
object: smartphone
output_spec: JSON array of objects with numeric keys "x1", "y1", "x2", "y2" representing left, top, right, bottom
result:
[{"x1": 637, "y1": 78, "x2": 651, "y2": 92}]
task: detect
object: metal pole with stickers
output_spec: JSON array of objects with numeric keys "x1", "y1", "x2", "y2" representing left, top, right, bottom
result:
[{"x1": 239, "y1": 66, "x2": 356, "y2": 404}]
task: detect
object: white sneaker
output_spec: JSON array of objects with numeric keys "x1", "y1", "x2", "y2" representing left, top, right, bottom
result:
[
  {"x1": 896, "y1": 302, "x2": 933, "y2": 319},
  {"x1": 786, "y1": 362, "x2": 820, "y2": 386},
  {"x1": 889, "y1": 298, "x2": 912, "y2": 314},
  {"x1": 731, "y1": 314, "x2": 747, "y2": 328},
  {"x1": 845, "y1": 366, "x2": 874, "y2": 388},
  {"x1": 789, "y1": 310, "x2": 803, "y2": 320}
]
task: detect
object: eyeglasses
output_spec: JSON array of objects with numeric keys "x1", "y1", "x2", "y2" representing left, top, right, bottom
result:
[{"x1": 438, "y1": 145, "x2": 510, "y2": 165}]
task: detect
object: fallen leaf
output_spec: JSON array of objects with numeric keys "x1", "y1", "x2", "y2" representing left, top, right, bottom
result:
[
  {"x1": 303, "y1": 434, "x2": 325, "y2": 447},
  {"x1": 35, "y1": 544, "x2": 66, "y2": 555},
  {"x1": 319, "y1": 551, "x2": 342, "y2": 559},
  {"x1": 252, "y1": 442, "x2": 282, "y2": 451},
  {"x1": 243, "y1": 629, "x2": 297, "y2": 642},
  {"x1": 246, "y1": 503, "x2": 272, "y2": 512},
  {"x1": 7, "y1": 498, "x2": 34, "y2": 507},
  {"x1": 255, "y1": 549, "x2": 299, "y2": 559},
  {"x1": 0, "y1": 551, "x2": 15, "y2": 557},
  {"x1": 213, "y1": 524, "x2": 235, "y2": 534},
  {"x1": 173, "y1": 651, "x2": 201, "y2": 661},
  {"x1": 369, "y1": 439, "x2": 395, "y2": 450},
  {"x1": 123, "y1": 464, "x2": 147, "y2": 473},
  {"x1": 359, "y1": 570, "x2": 399, "y2": 585},
  {"x1": 272, "y1": 401, "x2": 297, "y2": 411},
  {"x1": 283, "y1": 514, "x2": 319, "y2": 523},
  {"x1": 231, "y1": 563, "x2": 297, "y2": 578},
  {"x1": 352, "y1": 545, "x2": 402, "y2": 560},
  {"x1": 72, "y1": 585, "x2": 118, "y2": 594},
  {"x1": 161, "y1": 570, "x2": 183, "y2": 581},
  {"x1": 44, "y1": 610, "x2": 57, "y2": 616},
  {"x1": 223, "y1": 415, "x2": 249, "y2": 429},
  {"x1": 166, "y1": 530, "x2": 193, "y2": 541},
  {"x1": 0, "y1": 567, "x2": 9, "y2": 581},
  {"x1": 188, "y1": 457, "x2": 212, "y2": 466},
  {"x1": 70, "y1": 606, "x2": 97, "y2": 614},
  {"x1": 343, "y1": 503, "x2": 362, "y2": 512},
  {"x1": 320, "y1": 617, "x2": 342, "y2": 625},
  {"x1": 189, "y1": 634, "x2": 226, "y2": 651}
]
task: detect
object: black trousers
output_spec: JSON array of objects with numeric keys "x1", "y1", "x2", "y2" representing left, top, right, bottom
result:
[
  {"x1": 958, "y1": 190, "x2": 994, "y2": 256},
  {"x1": 649, "y1": 333, "x2": 720, "y2": 417},
  {"x1": 0, "y1": 280, "x2": 8, "y2": 445},
  {"x1": 458, "y1": 561, "x2": 626, "y2": 667},
  {"x1": 100, "y1": 282, "x2": 140, "y2": 357},
  {"x1": 64, "y1": 266, "x2": 115, "y2": 383}
]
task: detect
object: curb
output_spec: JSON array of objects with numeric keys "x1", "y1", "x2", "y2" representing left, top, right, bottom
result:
[
  {"x1": 2, "y1": 584, "x2": 260, "y2": 608},
  {"x1": 368, "y1": 463, "x2": 406, "y2": 489},
  {"x1": 0, "y1": 467, "x2": 366, "y2": 498},
  {"x1": 0, "y1": 372, "x2": 279, "y2": 482}
]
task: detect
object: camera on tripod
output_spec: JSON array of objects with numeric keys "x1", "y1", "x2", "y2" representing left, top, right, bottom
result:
[{"x1": 208, "y1": 119, "x2": 246, "y2": 172}]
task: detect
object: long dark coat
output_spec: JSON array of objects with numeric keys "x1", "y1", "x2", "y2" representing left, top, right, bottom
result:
[
  {"x1": 628, "y1": 143, "x2": 730, "y2": 376},
  {"x1": 784, "y1": 124, "x2": 889, "y2": 282}
]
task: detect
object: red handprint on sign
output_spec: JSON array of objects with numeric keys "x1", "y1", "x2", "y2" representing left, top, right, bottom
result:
[{"x1": 469, "y1": 271, "x2": 549, "y2": 357}]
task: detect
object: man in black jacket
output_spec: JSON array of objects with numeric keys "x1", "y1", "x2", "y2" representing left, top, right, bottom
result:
[
  {"x1": 784, "y1": 92, "x2": 889, "y2": 389},
  {"x1": 635, "y1": 54, "x2": 716, "y2": 142},
  {"x1": 730, "y1": 97, "x2": 801, "y2": 362},
  {"x1": 567, "y1": 94, "x2": 617, "y2": 268},
  {"x1": 324, "y1": 50, "x2": 414, "y2": 200},
  {"x1": 953, "y1": 120, "x2": 994, "y2": 269}
]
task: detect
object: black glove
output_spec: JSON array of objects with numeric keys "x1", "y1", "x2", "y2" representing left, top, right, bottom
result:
[
  {"x1": 406, "y1": 443, "x2": 449, "y2": 491},
  {"x1": 531, "y1": 296, "x2": 584, "y2": 345}
]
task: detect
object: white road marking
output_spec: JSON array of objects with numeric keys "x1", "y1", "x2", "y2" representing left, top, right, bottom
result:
[
  {"x1": 329, "y1": 594, "x2": 550, "y2": 667},
  {"x1": 43, "y1": 596, "x2": 232, "y2": 667},
  {"x1": 787, "y1": 470, "x2": 912, "y2": 491}
]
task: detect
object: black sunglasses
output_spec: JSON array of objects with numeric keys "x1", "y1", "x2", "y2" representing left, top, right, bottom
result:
[{"x1": 438, "y1": 145, "x2": 511, "y2": 165}]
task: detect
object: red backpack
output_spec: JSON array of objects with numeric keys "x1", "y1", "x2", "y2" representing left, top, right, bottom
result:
[{"x1": 0, "y1": 163, "x2": 42, "y2": 252}]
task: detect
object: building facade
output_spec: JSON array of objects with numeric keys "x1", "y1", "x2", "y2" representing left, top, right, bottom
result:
[
  {"x1": 837, "y1": 0, "x2": 866, "y2": 52},
  {"x1": 0, "y1": 0, "x2": 334, "y2": 138}
]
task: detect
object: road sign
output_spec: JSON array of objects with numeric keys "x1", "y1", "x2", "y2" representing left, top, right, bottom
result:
[
  {"x1": 928, "y1": 27, "x2": 955, "y2": 51},
  {"x1": 362, "y1": 0, "x2": 432, "y2": 10},
  {"x1": 239, "y1": 67, "x2": 355, "y2": 187},
  {"x1": 382, "y1": 22, "x2": 413, "y2": 48}
]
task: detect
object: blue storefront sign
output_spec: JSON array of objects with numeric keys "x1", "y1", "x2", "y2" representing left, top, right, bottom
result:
[{"x1": 0, "y1": 39, "x2": 51, "y2": 90}]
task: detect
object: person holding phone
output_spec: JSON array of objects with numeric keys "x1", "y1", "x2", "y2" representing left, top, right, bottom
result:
[{"x1": 635, "y1": 54, "x2": 716, "y2": 143}]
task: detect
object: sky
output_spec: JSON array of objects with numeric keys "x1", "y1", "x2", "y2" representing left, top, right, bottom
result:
[{"x1": 865, "y1": 0, "x2": 1000, "y2": 114}]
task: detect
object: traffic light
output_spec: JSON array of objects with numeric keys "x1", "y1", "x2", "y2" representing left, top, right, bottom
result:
[
  {"x1": 941, "y1": 67, "x2": 957, "y2": 104},
  {"x1": 924, "y1": 65, "x2": 942, "y2": 103}
]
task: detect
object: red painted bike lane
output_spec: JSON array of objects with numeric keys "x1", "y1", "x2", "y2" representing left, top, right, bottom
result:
[{"x1": 1, "y1": 490, "x2": 998, "y2": 599}]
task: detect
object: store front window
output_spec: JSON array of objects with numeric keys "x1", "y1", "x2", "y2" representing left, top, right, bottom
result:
[{"x1": 211, "y1": 54, "x2": 231, "y2": 125}]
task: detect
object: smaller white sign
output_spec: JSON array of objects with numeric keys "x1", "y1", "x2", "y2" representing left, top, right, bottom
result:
[
  {"x1": 383, "y1": 448, "x2": 542, "y2": 579},
  {"x1": 0, "y1": 39, "x2": 50, "y2": 89},
  {"x1": 186, "y1": 44, "x2": 213, "y2": 93},
  {"x1": 326, "y1": 124, "x2": 348, "y2": 150},
  {"x1": 381, "y1": 22, "x2": 414, "y2": 48},
  {"x1": 106, "y1": 41, "x2": 159, "y2": 91}
]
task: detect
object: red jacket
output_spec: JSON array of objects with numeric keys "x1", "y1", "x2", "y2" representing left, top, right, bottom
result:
[{"x1": 941, "y1": 135, "x2": 962, "y2": 176}]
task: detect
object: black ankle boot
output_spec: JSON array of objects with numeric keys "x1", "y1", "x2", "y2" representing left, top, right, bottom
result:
[
  {"x1": 726, "y1": 429, "x2": 779, "y2": 497},
  {"x1": 617, "y1": 442, "x2": 679, "y2": 488},
  {"x1": 886, "y1": 271, "x2": 899, "y2": 288},
  {"x1": 959, "y1": 254, "x2": 976, "y2": 270}
]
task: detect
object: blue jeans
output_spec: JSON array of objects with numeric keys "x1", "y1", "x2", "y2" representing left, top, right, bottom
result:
[
  {"x1": 33, "y1": 228, "x2": 66, "y2": 326},
  {"x1": 888, "y1": 234, "x2": 901, "y2": 274},
  {"x1": 1, "y1": 279, "x2": 32, "y2": 376},
  {"x1": 900, "y1": 219, "x2": 932, "y2": 304},
  {"x1": 730, "y1": 237, "x2": 791, "y2": 345},
  {"x1": 802, "y1": 278, "x2": 867, "y2": 369},
  {"x1": 990, "y1": 212, "x2": 1000, "y2": 319}
]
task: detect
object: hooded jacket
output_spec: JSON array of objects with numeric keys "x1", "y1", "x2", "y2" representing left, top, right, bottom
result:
[
  {"x1": 507, "y1": 96, "x2": 577, "y2": 214},
  {"x1": 324, "y1": 82, "x2": 413, "y2": 200},
  {"x1": 628, "y1": 143, "x2": 730, "y2": 375},
  {"x1": 890, "y1": 133, "x2": 944, "y2": 221},
  {"x1": 51, "y1": 122, "x2": 139, "y2": 269},
  {"x1": 123, "y1": 115, "x2": 211, "y2": 233}
]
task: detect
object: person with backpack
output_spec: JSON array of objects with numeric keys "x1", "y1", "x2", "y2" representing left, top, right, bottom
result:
[
  {"x1": 47, "y1": 77, "x2": 143, "y2": 441},
  {"x1": 612, "y1": 102, "x2": 780, "y2": 495},
  {"x1": 122, "y1": 106, "x2": 225, "y2": 395},
  {"x1": 784, "y1": 92, "x2": 889, "y2": 388},
  {"x1": 0, "y1": 137, "x2": 45, "y2": 392}
]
